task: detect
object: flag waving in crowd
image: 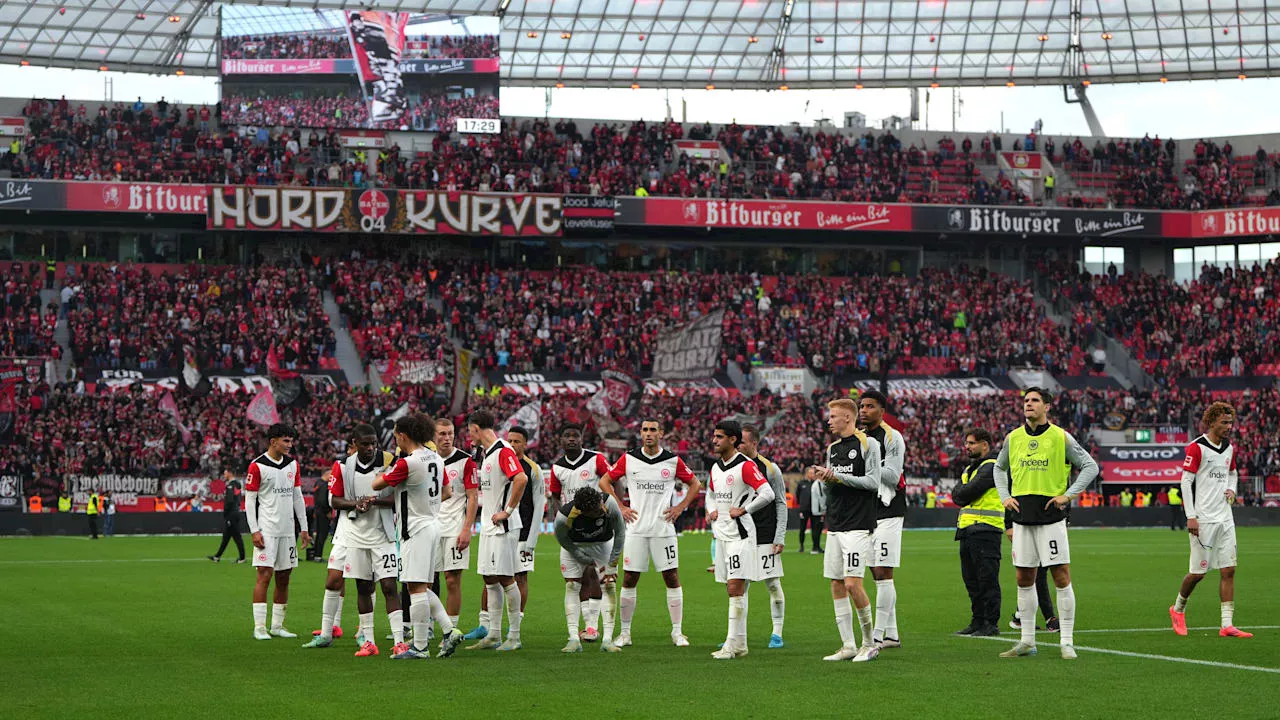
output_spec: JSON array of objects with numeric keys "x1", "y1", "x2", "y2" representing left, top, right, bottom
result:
[{"x1": 246, "y1": 386, "x2": 282, "y2": 427}]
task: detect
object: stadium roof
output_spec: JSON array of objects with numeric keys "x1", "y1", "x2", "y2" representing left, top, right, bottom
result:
[{"x1": 3, "y1": 0, "x2": 1280, "y2": 89}]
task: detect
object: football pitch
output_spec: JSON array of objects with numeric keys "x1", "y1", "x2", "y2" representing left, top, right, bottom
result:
[{"x1": 3, "y1": 528, "x2": 1278, "y2": 720}]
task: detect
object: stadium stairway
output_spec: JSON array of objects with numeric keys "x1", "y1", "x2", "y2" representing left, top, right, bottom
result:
[
  {"x1": 1031, "y1": 278, "x2": 1152, "y2": 391},
  {"x1": 322, "y1": 290, "x2": 368, "y2": 387},
  {"x1": 42, "y1": 289, "x2": 72, "y2": 382}
]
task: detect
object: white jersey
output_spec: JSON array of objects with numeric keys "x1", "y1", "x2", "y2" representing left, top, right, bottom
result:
[
  {"x1": 1181, "y1": 435, "x2": 1238, "y2": 525},
  {"x1": 477, "y1": 439, "x2": 525, "y2": 536},
  {"x1": 329, "y1": 452, "x2": 395, "y2": 548},
  {"x1": 438, "y1": 449, "x2": 478, "y2": 536},
  {"x1": 382, "y1": 447, "x2": 446, "y2": 540},
  {"x1": 708, "y1": 452, "x2": 770, "y2": 542},
  {"x1": 245, "y1": 453, "x2": 302, "y2": 537},
  {"x1": 603, "y1": 447, "x2": 696, "y2": 537},
  {"x1": 549, "y1": 449, "x2": 611, "y2": 505}
]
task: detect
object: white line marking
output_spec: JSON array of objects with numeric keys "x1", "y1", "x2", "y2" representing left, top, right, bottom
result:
[
  {"x1": 965, "y1": 635, "x2": 1280, "y2": 674},
  {"x1": 1073, "y1": 625, "x2": 1280, "y2": 634},
  {"x1": 0, "y1": 558, "x2": 208, "y2": 565}
]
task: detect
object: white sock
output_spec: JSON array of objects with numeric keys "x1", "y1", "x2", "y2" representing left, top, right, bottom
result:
[
  {"x1": 741, "y1": 581, "x2": 750, "y2": 617},
  {"x1": 766, "y1": 578, "x2": 786, "y2": 637},
  {"x1": 1057, "y1": 584, "x2": 1076, "y2": 645},
  {"x1": 666, "y1": 586, "x2": 684, "y2": 635},
  {"x1": 479, "y1": 607, "x2": 490, "y2": 630},
  {"x1": 834, "y1": 597, "x2": 855, "y2": 648},
  {"x1": 448, "y1": 614, "x2": 459, "y2": 629},
  {"x1": 271, "y1": 603, "x2": 286, "y2": 630},
  {"x1": 484, "y1": 584, "x2": 503, "y2": 639},
  {"x1": 1173, "y1": 593, "x2": 1188, "y2": 612},
  {"x1": 855, "y1": 603, "x2": 874, "y2": 648},
  {"x1": 565, "y1": 581, "x2": 583, "y2": 640},
  {"x1": 321, "y1": 589, "x2": 341, "y2": 640},
  {"x1": 503, "y1": 583, "x2": 523, "y2": 641},
  {"x1": 619, "y1": 587, "x2": 637, "y2": 634},
  {"x1": 584, "y1": 597, "x2": 601, "y2": 632},
  {"x1": 729, "y1": 595, "x2": 747, "y2": 646},
  {"x1": 333, "y1": 593, "x2": 345, "y2": 630},
  {"x1": 389, "y1": 610, "x2": 404, "y2": 645},
  {"x1": 252, "y1": 602, "x2": 267, "y2": 630},
  {"x1": 359, "y1": 612, "x2": 374, "y2": 645},
  {"x1": 873, "y1": 579, "x2": 894, "y2": 642},
  {"x1": 1221, "y1": 601, "x2": 1234, "y2": 628},
  {"x1": 602, "y1": 583, "x2": 618, "y2": 641},
  {"x1": 1017, "y1": 585, "x2": 1037, "y2": 645},
  {"x1": 410, "y1": 593, "x2": 432, "y2": 651}
]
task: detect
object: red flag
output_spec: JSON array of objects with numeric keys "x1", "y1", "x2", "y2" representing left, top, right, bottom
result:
[
  {"x1": 266, "y1": 344, "x2": 299, "y2": 380},
  {"x1": 246, "y1": 387, "x2": 281, "y2": 427},
  {"x1": 158, "y1": 391, "x2": 193, "y2": 444}
]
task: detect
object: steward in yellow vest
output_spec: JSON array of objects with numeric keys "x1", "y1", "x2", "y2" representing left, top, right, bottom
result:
[{"x1": 953, "y1": 428, "x2": 1003, "y2": 636}]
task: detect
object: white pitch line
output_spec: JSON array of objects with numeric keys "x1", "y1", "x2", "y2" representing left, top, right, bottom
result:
[
  {"x1": 965, "y1": 635, "x2": 1280, "y2": 674},
  {"x1": 0, "y1": 558, "x2": 208, "y2": 565},
  {"x1": 1072, "y1": 625, "x2": 1280, "y2": 634}
]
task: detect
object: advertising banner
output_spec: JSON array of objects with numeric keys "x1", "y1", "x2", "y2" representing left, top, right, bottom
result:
[
  {"x1": 619, "y1": 197, "x2": 912, "y2": 232},
  {"x1": 1098, "y1": 444, "x2": 1185, "y2": 484},
  {"x1": 914, "y1": 206, "x2": 1161, "y2": 238},
  {"x1": 208, "y1": 187, "x2": 562, "y2": 236},
  {"x1": 64, "y1": 182, "x2": 209, "y2": 214}
]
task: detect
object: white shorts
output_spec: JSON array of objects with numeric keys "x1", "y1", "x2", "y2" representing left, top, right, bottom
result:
[
  {"x1": 1011, "y1": 521, "x2": 1070, "y2": 568},
  {"x1": 560, "y1": 541, "x2": 613, "y2": 579},
  {"x1": 871, "y1": 516, "x2": 904, "y2": 568},
  {"x1": 623, "y1": 535, "x2": 679, "y2": 573},
  {"x1": 478, "y1": 533, "x2": 519, "y2": 577},
  {"x1": 326, "y1": 544, "x2": 347, "y2": 573},
  {"x1": 714, "y1": 537, "x2": 760, "y2": 584},
  {"x1": 253, "y1": 535, "x2": 298, "y2": 572},
  {"x1": 343, "y1": 543, "x2": 400, "y2": 582},
  {"x1": 757, "y1": 544, "x2": 784, "y2": 580},
  {"x1": 824, "y1": 530, "x2": 872, "y2": 580},
  {"x1": 399, "y1": 528, "x2": 439, "y2": 583},
  {"x1": 437, "y1": 534, "x2": 470, "y2": 573},
  {"x1": 1189, "y1": 522, "x2": 1238, "y2": 573},
  {"x1": 517, "y1": 545, "x2": 536, "y2": 574}
]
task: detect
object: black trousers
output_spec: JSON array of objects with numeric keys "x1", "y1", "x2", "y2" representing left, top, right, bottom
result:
[
  {"x1": 311, "y1": 510, "x2": 332, "y2": 561},
  {"x1": 1170, "y1": 504, "x2": 1186, "y2": 530},
  {"x1": 88, "y1": 514, "x2": 99, "y2": 539},
  {"x1": 959, "y1": 531, "x2": 1002, "y2": 626},
  {"x1": 215, "y1": 517, "x2": 246, "y2": 560},
  {"x1": 798, "y1": 512, "x2": 824, "y2": 550}
]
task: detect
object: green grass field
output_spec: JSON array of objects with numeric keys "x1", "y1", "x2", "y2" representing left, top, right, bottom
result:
[{"x1": 3, "y1": 528, "x2": 1278, "y2": 719}]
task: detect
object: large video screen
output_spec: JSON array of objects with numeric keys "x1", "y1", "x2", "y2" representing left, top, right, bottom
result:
[{"x1": 219, "y1": 7, "x2": 500, "y2": 132}]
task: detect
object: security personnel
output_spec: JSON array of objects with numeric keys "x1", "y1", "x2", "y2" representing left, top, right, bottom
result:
[
  {"x1": 1168, "y1": 485, "x2": 1185, "y2": 531},
  {"x1": 45, "y1": 259, "x2": 57, "y2": 289},
  {"x1": 86, "y1": 488, "x2": 100, "y2": 539},
  {"x1": 952, "y1": 428, "x2": 1003, "y2": 636},
  {"x1": 57, "y1": 491, "x2": 71, "y2": 513}
]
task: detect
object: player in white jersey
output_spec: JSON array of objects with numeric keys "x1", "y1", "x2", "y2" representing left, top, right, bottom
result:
[
  {"x1": 1169, "y1": 402, "x2": 1252, "y2": 639},
  {"x1": 372, "y1": 413, "x2": 465, "y2": 659},
  {"x1": 859, "y1": 390, "x2": 909, "y2": 649},
  {"x1": 433, "y1": 418, "x2": 479, "y2": 639},
  {"x1": 464, "y1": 409, "x2": 529, "y2": 652},
  {"x1": 303, "y1": 425, "x2": 395, "y2": 652},
  {"x1": 245, "y1": 423, "x2": 311, "y2": 640},
  {"x1": 549, "y1": 423, "x2": 613, "y2": 642},
  {"x1": 740, "y1": 425, "x2": 788, "y2": 649},
  {"x1": 599, "y1": 418, "x2": 701, "y2": 647},
  {"x1": 707, "y1": 420, "x2": 776, "y2": 659},
  {"x1": 508, "y1": 427, "x2": 546, "y2": 617}
]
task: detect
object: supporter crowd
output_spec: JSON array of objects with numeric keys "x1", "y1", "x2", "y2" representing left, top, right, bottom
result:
[
  {"x1": 1, "y1": 263, "x2": 57, "y2": 359},
  {"x1": 62, "y1": 264, "x2": 335, "y2": 373},
  {"x1": 221, "y1": 33, "x2": 499, "y2": 60},
  {"x1": 221, "y1": 90, "x2": 498, "y2": 131}
]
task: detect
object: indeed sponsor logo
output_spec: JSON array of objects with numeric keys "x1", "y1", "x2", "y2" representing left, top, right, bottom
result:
[
  {"x1": 1018, "y1": 458, "x2": 1051, "y2": 469},
  {"x1": 634, "y1": 481, "x2": 670, "y2": 491},
  {"x1": 830, "y1": 464, "x2": 855, "y2": 474}
]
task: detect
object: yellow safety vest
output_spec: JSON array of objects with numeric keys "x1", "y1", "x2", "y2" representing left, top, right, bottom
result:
[
  {"x1": 58, "y1": 496, "x2": 71, "y2": 512},
  {"x1": 1168, "y1": 487, "x2": 1182, "y2": 506},
  {"x1": 957, "y1": 458, "x2": 1004, "y2": 531},
  {"x1": 86, "y1": 493, "x2": 99, "y2": 515},
  {"x1": 1006, "y1": 423, "x2": 1070, "y2": 497}
]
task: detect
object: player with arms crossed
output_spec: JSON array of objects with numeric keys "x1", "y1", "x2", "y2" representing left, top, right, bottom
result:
[
  {"x1": 1169, "y1": 402, "x2": 1252, "y2": 639},
  {"x1": 994, "y1": 388, "x2": 1098, "y2": 660},
  {"x1": 740, "y1": 424, "x2": 788, "y2": 649},
  {"x1": 303, "y1": 425, "x2": 398, "y2": 653},
  {"x1": 465, "y1": 410, "x2": 529, "y2": 651},
  {"x1": 859, "y1": 390, "x2": 909, "y2": 649},
  {"x1": 707, "y1": 420, "x2": 776, "y2": 659},
  {"x1": 246, "y1": 423, "x2": 311, "y2": 640},
  {"x1": 548, "y1": 424, "x2": 613, "y2": 643},
  {"x1": 555, "y1": 485, "x2": 627, "y2": 653},
  {"x1": 433, "y1": 418, "x2": 480, "y2": 639},
  {"x1": 811, "y1": 399, "x2": 882, "y2": 662},
  {"x1": 371, "y1": 413, "x2": 465, "y2": 659},
  {"x1": 599, "y1": 418, "x2": 701, "y2": 647}
]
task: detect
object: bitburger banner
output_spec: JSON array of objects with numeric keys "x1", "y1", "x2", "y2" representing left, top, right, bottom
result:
[
  {"x1": 915, "y1": 205, "x2": 1161, "y2": 238},
  {"x1": 652, "y1": 310, "x2": 724, "y2": 381},
  {"x1": 208, "y1": 187, "x2": 563, "y2": 236}
]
